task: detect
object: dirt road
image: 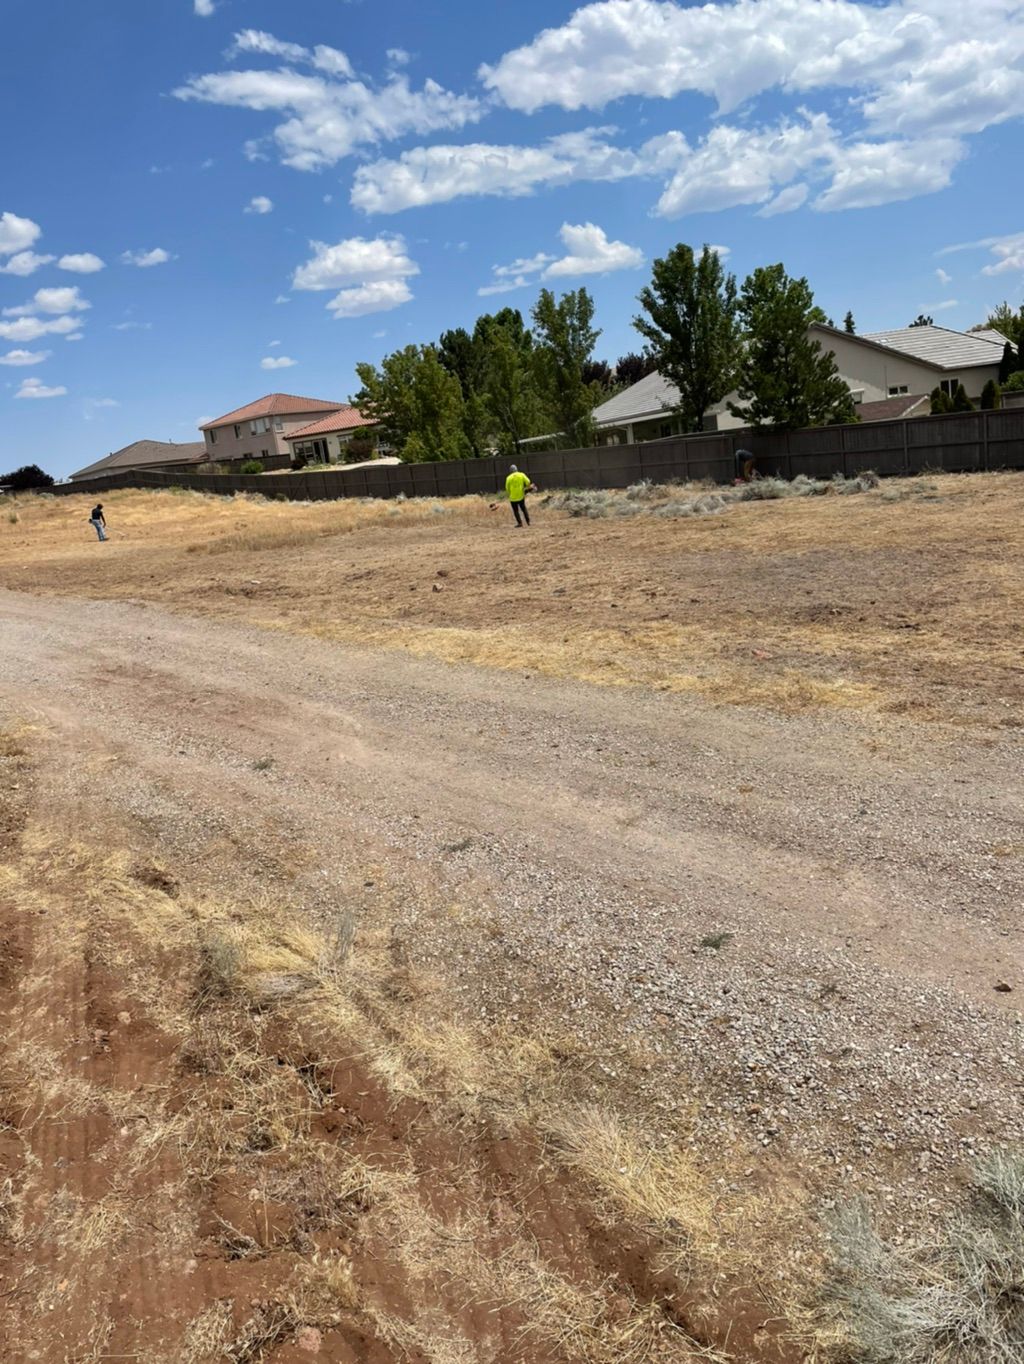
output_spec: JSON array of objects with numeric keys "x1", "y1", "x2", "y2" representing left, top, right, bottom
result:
[{"x1": 2, "y1": 585, "x2": 1021, "y2": 1165}]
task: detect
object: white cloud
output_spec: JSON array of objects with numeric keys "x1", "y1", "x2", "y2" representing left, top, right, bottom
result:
[
  {"x1": 0, "y1": 315, "x2": 80, "y2": 342},
  {"x1": 4, "y1": 286, "x2": 90, "y2": 318},
  {"x1": 194, "y1": 0, "x2": 215, "y2": 14},
  {"x1": 0, "y1": 212, "x2": 41, "y2": 256},
  {"x1": 480, "y1": 0, "x2": 1024, "y2": 140},
  {"x1": 326, "y1": 279, "x2": 414, "y2": 318},
  {"x1": 352, "y1": 127, "x2": 688, "y2": 213},
  {"x1": 121, "y1": 247, "x2": 172, "y2": 267},
  {"x1": 708, "y1": 243, "x2": 731, "y2": 260},
  {"x1": 58, "y1": 252, "x2": 105, "y2": 273},
  {"x1": 0, "y1": 348, "x2": 49, "y2": 366},
  {"x1": 275, "y1": 294, "x2": 291, "y2": 304},
  {"x1": 175, "y1": 32, "x2": 480, "y2": 170},
  {"x1": 268, "y1": 339, "x2": 281, "y2": 347},
  {"x1": 16, "y1": 376, "x2": 66, "y2": 399},
  {"x1": 260, "y1": 355, "x2": 297, "y2": 369},
  {"x1": 244, "y1": 195, "x2": 274, "y2": 215},
  {"x1": 928, "y1": 298, "x2": 959, "y2": 310},
  {"x1": 936, "y1": 267, "x2": 952, "y2": 284},
  {"x1": 757, "y1": 183, "x2": 810, "y2": 217},
  {"x1": 813, "y1": 134, "x2": 964, "y2": 211},
  {"x1": 64, "y1": 333, "x2": 84, "y2": 342},
  {"x1": 83, "y1": 398, "x2": 120, "y2": 420},
  {"x1": 0, "y1": 251, "x2": 55, "y2": 276},
  {"x1": 951, "y1": 232, "x2": 1024, "y2": 277},
  {"x1": 387, "y1": 49, "x2": 411, "y2": 66},
  {"x1": 112, "y1": 320, "x2": 153, "y2": 331},
  {"x1": 292, "y1": 235, "x2": 418, "y2": 291},
  {"x1": 479, "y1": 222, "x2": 642, "y2": 295},
  {"x1": 292, "y1": 235, "x2": 418, "y2": 318}
]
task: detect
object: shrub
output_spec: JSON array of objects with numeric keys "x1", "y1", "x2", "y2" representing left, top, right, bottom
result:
[
  {"x1": 1003, "y1": 371, "x2": 1024, "y2": 393},
  {"x1": 980, "y1": 379, "x2": 1001, "y2": 410},
  {"x1": 239, "y1": 459, "x2": 264, "y2": 475},
  {"x1": 820, "y1": 1149, "x2": 1024, "y2": 1363},
  {"x1": 930, "y1": 387, "x2": 954, "y2": 414},
  {"x1": 952, "y1": 383, "x2": 975, "y2": 412}
]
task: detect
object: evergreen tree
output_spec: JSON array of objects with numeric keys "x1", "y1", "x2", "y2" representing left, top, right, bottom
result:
[
  {"x1": 979, "y1": 379, "x2": 1001, "y2": 410},
  {"x1": 1003, "y1": 371, "x2": 1024, "y2": 393},
  {"x1": 614, "y1": 352, "x2": 658, "y2": 387},
  {"x1": 729, "y1": 264, "x2": 856, "y2": 431},
  {"x1": 909, "y1": 314, "x2": 934, "y2": 328},
  {"x1": 999, "y1": 342, "x2": 1017, "y2": 386},
  {"x1": 930, "y1": 386, "x2": 954, "y2": 414},
  {"x1": 0, "y1": 464, "x2": 54, "y2": 490},
  {"x1": 531, "y1": 287, "x2": 601, "y2": 448},
  {"x1": 843, "y1": 311, "x2": 856, "y2": 334},
  {"x1": 978, "y1": 301, "x2": 1024, "y2": 353},
  {"x1": 633, "y1": 243, "x2": 741, "y2": 433},
  {"x1": 951, "y1": 383, "x2": 974, "y2": 412}
]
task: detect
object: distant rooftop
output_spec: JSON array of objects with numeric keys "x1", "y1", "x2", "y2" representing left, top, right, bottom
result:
[
  {"x1": 70, "y1": 439, "x2": 207, "y2": 482},
  {"x1": 592, "y1": 369, "x2": 680, "y2": 428},
  {"x1": 285, "y1": 406, "x2": 379, "y2": 441},
  {"x1": 860, "y1": 325, "x2": 1007, "y2": 371},
  {"x1": 200, "y1": 393, "x2": 345, "y2": 430}
]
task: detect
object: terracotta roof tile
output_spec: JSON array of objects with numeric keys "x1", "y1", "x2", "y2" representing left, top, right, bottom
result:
[
  {"x1": 285, "y1": 407, "x2": 378, "y2": 440},
  {"x1": 200, "y1": 393, "x2": 345, "y2": 430}
]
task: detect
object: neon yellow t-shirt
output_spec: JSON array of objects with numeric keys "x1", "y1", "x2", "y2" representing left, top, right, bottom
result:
[{"x1": 505, "y1": 471, "x2": 530, "y2": 501}]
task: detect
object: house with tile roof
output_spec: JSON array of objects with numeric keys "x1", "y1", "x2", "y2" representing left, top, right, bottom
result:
[
  {"x1": 198, "y1": 393, "x2": 347, "y2": 463},
  {"x1": 588, "y1": 324, "x2": 1011, "y2": 444},
  {"x1": 282, "y1": 405, "x2": 381, "y2": 465},
  {"x1": 69, "y1": 439, "x2": 207, "y2": 482}
]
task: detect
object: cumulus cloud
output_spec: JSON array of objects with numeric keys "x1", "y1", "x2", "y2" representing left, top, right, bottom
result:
[
  {"x1": 175, "y1": 30, "x2": 481, "y2": 170},
  {"x1": 351, "y1": 127, "x2": 688, "y2": 213},
  {"x1": 0, "y1": 316, "x2": 81, "y2": 342},
  {"x1": 972, "y1": 232, "x2": 1024, "y2": 276},
  {"x1": 292, "y1": 235, "x2": 418, "y2": 291},
  {"x1": 812, "y1": 134, "x2": 964, "y2": 210},
  {"x1": 291, "y1": 234, "x2": 418, "y2": 319},
  {"x1": 0, "y1": 348, "x2": 49, "y2": 366},
  {"x1": 58, "y1": 253, "x2": 105, "y2": 273},
  {"x1": 194, "y1": 0, "x2": 215, "y2": 14},
  {"x1": 121, "y1": 247, "x2": 172, "y2": 267},
  {"x1": 0, "y1": 211, "x2": 41, "y2": 256},
  {"x1": 3, "y1": 286, "x2": 90, "y2": 318},
  {"x1": 260, "y1": 355, "x2": 297, "y2": 369},
  {"x1": 326, "y1": 280, "x2": 414, "y2": 318},
  {"x1": 480, "y1": 0, "x2": 1024, "y2": 141},
  {"x1": 244, "y1": 195, "x2": 274, "y2": 214},
  {"x1": 0, "y1": 251, "x2": 55, "y2": 277},
  {"x1": 479, "y1": 222, "x2": 643, "y2": 295},
  {"x1": 936, "y1": 266, "x2": 952, "y2": 284},
  {"x1": 16, "y1": 376, "x2": 66, "y2": 399}
]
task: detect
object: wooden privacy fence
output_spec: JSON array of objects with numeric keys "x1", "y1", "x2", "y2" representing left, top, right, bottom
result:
[{"x1": 53, "y1": 408, "x2": 1024, "y2": 502}]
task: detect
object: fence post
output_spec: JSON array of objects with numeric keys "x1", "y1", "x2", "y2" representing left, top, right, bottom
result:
[{"x1": 982, "y1": 409, "x2": 989, "y2": 472}]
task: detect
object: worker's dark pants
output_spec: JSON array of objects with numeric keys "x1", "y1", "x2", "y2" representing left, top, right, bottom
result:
[{"x1": 511, "y1": 498, "x2": 530, "y2": 526}]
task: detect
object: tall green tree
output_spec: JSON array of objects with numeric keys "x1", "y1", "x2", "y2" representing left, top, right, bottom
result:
[
  {"x1": 909, "y1": 314, "x2": 934, "y2": 328},
  {"x1": 843, "y1": 311, "x2": 856, "y2": 334},
  {"x1": 951, "y1": 383, "x2": 974, "y2": 412},
  {"x1": 633, "y1": 244, "x2": 741, "y2": 433},
  {"x1": 531, "y1": 287, "x2": 601, "y2": 448},
  {"x1": 729, "y1": 264, "x2": 856, "y2": 430},
  {"x1": 354, "y1": 345, "x2": 470, "y2": 462},
  {"x1": 0, "y1": 464, "x2": 54, "y2": 490},
  {"x1": 998, "y1": 343, "x2": 1017, "y2": 386},
  {"x1": 483, "y1": 324, "x2": 545, "y2": 456},
  {"x1": 976, "y1": 301, "x2": 1024, "y2": 352}
]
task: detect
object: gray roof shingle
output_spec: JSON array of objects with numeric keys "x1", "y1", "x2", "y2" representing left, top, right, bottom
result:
[
  {"x1": 70, "y1": 439, "x2": 207, "y2": 481},
  {"x1": 861, "y1": 325, "x2": 1006, "y2": 370}
]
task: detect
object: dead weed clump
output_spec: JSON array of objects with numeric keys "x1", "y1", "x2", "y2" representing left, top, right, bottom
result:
[
  {"x1": 547, "y1": 472, "x2": 883, "y2": 520},
  {"x1": 818, "y1": 1149, "x2": 1024, "y2": 1362}
]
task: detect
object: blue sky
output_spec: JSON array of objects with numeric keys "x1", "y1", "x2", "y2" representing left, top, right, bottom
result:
[{"x1": 2, "y1": 0, "x2": 1022, "y2": 478}]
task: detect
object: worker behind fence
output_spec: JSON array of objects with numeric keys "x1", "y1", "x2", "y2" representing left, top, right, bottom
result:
[{"x1": 505, "y1": 464, "x2": 536, "y2": 528}]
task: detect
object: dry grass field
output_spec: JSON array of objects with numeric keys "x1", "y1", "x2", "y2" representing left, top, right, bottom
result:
[
  {"x1": 2, "y1": 472, "x2": 1022, "y2": 725},
  {"x1": 0, "y1": 472, "x2": 1022, "y2": 1363}
]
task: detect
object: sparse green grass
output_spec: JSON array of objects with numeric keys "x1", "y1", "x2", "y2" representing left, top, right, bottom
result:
[{"x1": 700, "y1": 931, "x2": 734, "y2": 950}]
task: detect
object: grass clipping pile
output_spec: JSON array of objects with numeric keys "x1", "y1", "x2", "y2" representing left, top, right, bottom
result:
[{"x1": 0, "y1": 728, "x2": 817, "y2": 1364}]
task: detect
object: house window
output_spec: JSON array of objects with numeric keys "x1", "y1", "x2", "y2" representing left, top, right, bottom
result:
[
  {"x1": 849, "y1": 390, "x2": 864, "y2": 405},
  {"x1": 888, "y1": 385, "x2": 909, "y2": 396},
  {"x1": 208, "y1": 429, "x2": 217, "y2": 444},
  {"x1": 261, "y1": 448, "x2": 269, "y2": 458},
  {"x1": 660, "y1": 422, "x2": 673, "y2": 437},
  {"x1": 234, "y1": 424, "x2": 241, "y2": 438},
  {"x1": 940, "y1": 378, "x2": 960, "y2": 396},
  {"x1": 274, "y1": 418, "x2": 283, "y2": 431}
]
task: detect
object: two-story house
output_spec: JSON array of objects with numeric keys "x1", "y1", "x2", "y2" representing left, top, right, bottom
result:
[{"x1": 199, "y1": 393, "x2": 347, "y2": 462}]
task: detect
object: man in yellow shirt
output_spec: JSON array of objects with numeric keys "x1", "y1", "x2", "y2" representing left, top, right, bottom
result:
[{"x1": 505, "y1": 464, "x2": 535, "y2": 527}]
